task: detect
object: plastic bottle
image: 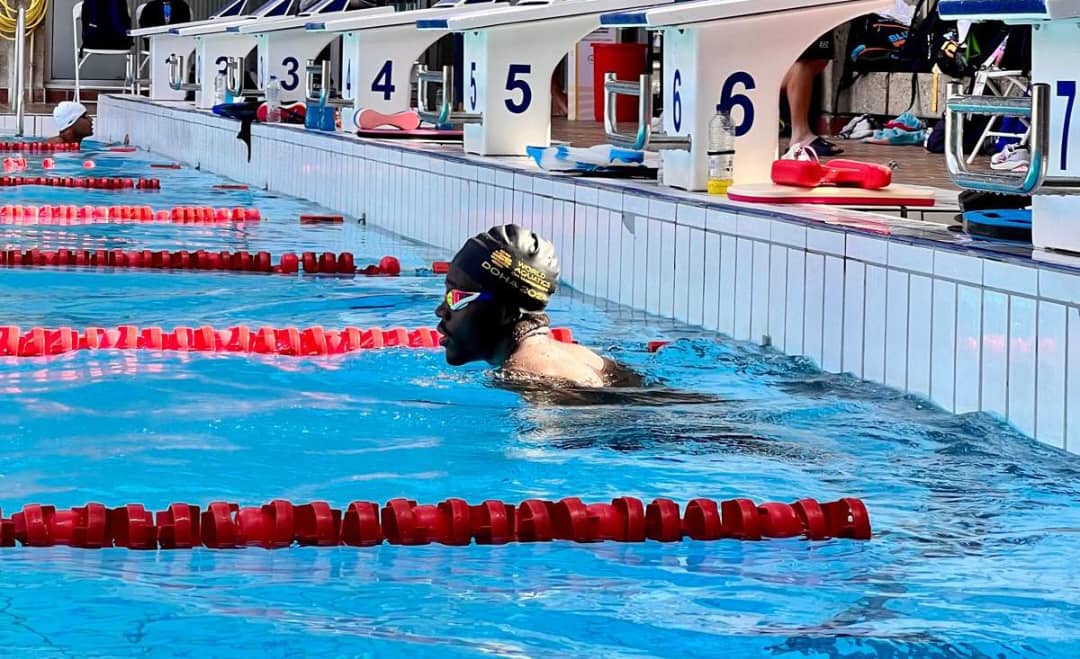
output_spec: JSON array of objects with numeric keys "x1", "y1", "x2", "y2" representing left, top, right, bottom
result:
[
  {"x1": 213, "y1": 72, "x2": 226, "y2": 106},
  {"x1": 266, "y1": 76, "x2": 282, "y2": 124},
  {"x1": 707, "y1": 110, "x2": 736, "y2": 195}
]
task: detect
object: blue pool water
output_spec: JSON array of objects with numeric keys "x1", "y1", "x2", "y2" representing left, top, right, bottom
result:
[{"x1": 1, "y1": 140, "x2": 1079, "y2": 656}]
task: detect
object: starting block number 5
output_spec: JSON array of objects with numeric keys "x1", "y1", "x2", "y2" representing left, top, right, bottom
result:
[
  {"x1": 671, "y1": 68, "x2": 756, "y2": 137},
  {"x1": 467, "y1": 63, "x2": 535, "y2": 114}
]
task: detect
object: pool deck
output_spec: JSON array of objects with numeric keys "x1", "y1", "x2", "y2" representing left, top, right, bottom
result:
[{"x1": 84, "y1": 95, "x2": 1080, "y2": 455}]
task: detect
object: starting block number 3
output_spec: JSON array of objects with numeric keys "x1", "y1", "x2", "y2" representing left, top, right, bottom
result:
[{"x1": 671, "y1": 68, "x2": 756, "y2": 137}]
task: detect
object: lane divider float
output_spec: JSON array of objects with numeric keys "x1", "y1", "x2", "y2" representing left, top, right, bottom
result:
[
  {"x1": 0, "y1": 325, "x2": 574, "y2": 357},
  {"x1": 0, "y1": 176, "x2": 160, "y2": 189},
  {"x1": 0, "y1": 205, "x2": 260, "y2": 224},
  {"x1": 0, "y1": 496, "x2": 870, "y2": 549},
  {"x1": 0, "y1": 142, "x2": 79, "y2": 152},
  {"x1": 0, "y1": 249, "x2": 447, "y2": 277}
]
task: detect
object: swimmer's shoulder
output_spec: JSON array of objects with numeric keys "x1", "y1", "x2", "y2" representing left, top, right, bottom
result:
[{"x1": 503, "y1": 341, "x2": 607, "y2": 387}]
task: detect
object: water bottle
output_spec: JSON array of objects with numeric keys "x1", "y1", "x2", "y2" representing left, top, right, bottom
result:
[
  {"x1": 163, "y1": 0, "x2": 172, "y2": 24},
  {"x1": 213, "y1": 72, "x2": 226, "y2": 106},
  {"x1": 707, "y1": 110, "x2": 736, "y2": 195},
  {"x1": 266, "y1": 76, "x2": 282, "y2": 124}
]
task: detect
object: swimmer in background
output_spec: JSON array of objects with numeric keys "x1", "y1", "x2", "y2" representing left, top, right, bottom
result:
[
  {"x1": 46, "y1": 102, "x2": 94, "y2": 147},
  {"x1": 435, "y1": 224, "x2": 642, "y2": 388}
]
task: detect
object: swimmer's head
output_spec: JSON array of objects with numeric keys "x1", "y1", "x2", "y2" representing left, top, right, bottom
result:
[{"x1": 435, "y1": 225, "x2": 559, "y2": 366}]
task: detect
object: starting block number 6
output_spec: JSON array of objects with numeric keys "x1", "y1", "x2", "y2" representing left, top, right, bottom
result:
[{"x1": 672, "y1": 69, "x2": 756, "y2": 137}]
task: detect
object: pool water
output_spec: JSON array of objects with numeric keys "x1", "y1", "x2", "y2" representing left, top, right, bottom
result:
[{"x1": 1, "y1": 141, "x2": 1078, "y2": 657}]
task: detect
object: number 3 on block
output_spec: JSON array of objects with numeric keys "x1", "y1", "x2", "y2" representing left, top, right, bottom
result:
[{"x1": 504, "y1": 64, "x2": 532, "y2": 114}]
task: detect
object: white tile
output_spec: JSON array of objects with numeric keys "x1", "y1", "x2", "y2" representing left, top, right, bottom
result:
[
  {"x1": 863, "y1": 266, "x2": 888, "y2": 384},
  {"x1": 1008, "y1": 295, "x2": 1038, "y2": 437},
  {"x1": 842, "y1": 261, "x2": 866, "y2": 376},
  {"x1": 1068, "y1": 307, "x2": 1080, "y2": 454},
  {"x1": 985, "y1": 260, "x2": 1038, "y2": 296},
  {"x1": 884, "y1": 270, "x2": 909, "y2": 390},
  {"x1": 496, "y1": 170, "x2": 515, "y2": 189},
  {"x1": 659, "y1": 222, "x2": 677, "y2": 318},
  {"x1": 733, "y1": 238, "x2": 753, "y2": 340},
  {"x1": 1040, "y1": 269, "x2": 1080, "y2": 305},
  {"x1": 673, "y1": 225, "x2": 692, "y2": 322},
  {"x1": 1036, "y1": 302, "x2": 1067, "y2": 448},
  {"x1": 885, "y1": 240, "x2": 937, "y2": 272},
  {"x1": 785, "y1": 250, "x2": 806, "y2": 356},
  {"x1": 619, "y1": 213, "x2": 637, "y2": 308},
  {"x1": 533, "y1": 176, "x2": 553, "y2": 198},
  {"x1": 513, "y1": 191, "x2": 526, "y2": 225},
  {"x1": 931, "y1": 280, "x2": 958, "y2": 412},
  {"x1": 649, "y1": 199, "x2": 676, "y2": 223},
  {"x1": 632, "y1": 214, "x2": 649, "y2": 310},
  {"x1": 718, "y1": 235, "x2": 738, "y2": 335},
  {"x1": 768, "y1": 245, "x2": 788, "y2": 350},
  {"x1": 575, "y1": 183, "x2": 599, "y2": 206},
  {"x1": 955, "y1": 285, "x2": 984, "y2": 414},
  {"x1": 538, "y1": 195, "x2": 553, "y2": 257},
  {"x1": 772, "y1": 221, "x2": 807, "y2": 248},
  {"x1": 677, "y1": 204, "x2": 707, "y2": 229},
  {"x1": 688, "y1": 228, "x2": 707, "y2": 327},
  {"x1": 594, "y1": 209, "x2": 612, "y2": 301},
  {"x1": 599, "y1": 190, "x2": 623, "y2": 211},
  {"x1": 847, "y1": 235, "x2": 888, "y2": 265},
  {"x1": 907, "y1": 275, "x2": 933, "y2": 398},
  {"x1": 574, "y1": 205, "x2": 594, "y2": 293},
  {"x1": 703, "y1": 232, "x2": 723, "y2": 331},
  {"x1": 624, "y1": 193, "x2": 650, "y2": 216},
  {"x1": 646, "y1": 219, "x2": 663, "y2": 315},
  {"x1": 803, "y1": 254, "x2": 825, "y2": 365},
  {"x1": 935, "y1": 250, "x2": 983, "y2": 284},
  {"x1": 979, "y1": 290, "x2": 1011, "y2": 419},
  {"x1": 552, "y1": 181, "x2": 575, "y2": 204},
  {"x1": 706, "y1": 208, "x2": 738, "y2": 234},
  {"x1": 751, "y1": 241, "x2": 771, "y2": 344},
  {"x1": 604, "y1": 209, "x2": 621, "y2": 304},
  {"x1": 821, "y1": 256, "x2": 845, "y2": 372},
  {"x1": 737, "y1": 214, "x2": 771, "y2": 241},
  {"x1": 513, "y1": 173, "x2": 533, "y2": 192},
  {"x1": 476, "y1": 167, "x2": 495, "y2": 184},
  {"x1": 807, "y1": 227, "x2": 846, "y2": 256}
]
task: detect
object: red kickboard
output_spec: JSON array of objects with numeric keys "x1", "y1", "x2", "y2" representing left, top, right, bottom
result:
[
  {"x1": 726, "y1": 183, "x2": 936, "y2": 207},
  {"x1": 355, "y1": 129, "x2": 463, "y2": 141}
]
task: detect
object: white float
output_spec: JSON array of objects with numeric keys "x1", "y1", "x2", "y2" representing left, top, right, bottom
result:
[
  {"x1": 599, "y1": 0, "x2": 889, "y2": 190},
  {"x1": 419, "y1": 0, "x2": 674, "y2": 157},
  {"x1": 128, "y1": 0, "x2": 248, "y2": 101},
  {"x1": 940, "y1": 0, "x2": 1080, "y2": 253}
]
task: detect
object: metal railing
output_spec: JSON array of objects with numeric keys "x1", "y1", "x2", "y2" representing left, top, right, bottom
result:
[
  {"x1": 416, "y1": 65, "x2": 480, "y2": 126},
  {"x1": 945, "y1": 81, "x2": 1080, "y2": 194},
  {"x1": 304, "y1": 60, "x2": 350, "y2": 108},
  {"x1": 13, "y1": 6, "x2": 27, "y2": 136},
  {"x1": 603, "y1": 72, "x2": 688, "y2": 151}
]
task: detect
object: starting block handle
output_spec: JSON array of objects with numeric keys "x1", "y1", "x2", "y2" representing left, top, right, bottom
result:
[{"x1": 603, "y1": 72, "x2": 690, "y2": 152}]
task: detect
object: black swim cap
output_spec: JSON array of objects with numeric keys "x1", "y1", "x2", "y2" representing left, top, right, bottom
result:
[{"x1": 452, "y1": 225, "x2": 559, "y2": 312}]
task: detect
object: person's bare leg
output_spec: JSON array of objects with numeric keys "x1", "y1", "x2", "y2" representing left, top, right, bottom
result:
[
  {"x1": 786, "y1": 59, "x2": 828, "y2": 146},
  {"x1": 551, "y1": 74, "x2": 568, "y2": 117}
]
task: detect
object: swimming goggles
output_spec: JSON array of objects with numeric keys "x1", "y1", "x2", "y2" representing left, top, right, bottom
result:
[{"x1": 445, "y1": 289, "x2": 493, "y2": 311}]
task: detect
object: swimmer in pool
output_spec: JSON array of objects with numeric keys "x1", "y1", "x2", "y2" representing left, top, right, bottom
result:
[
  {"x1": 46, "y1": 102, "x2": 94, "y2": 146},
  {"x1": 435, "y1": 224, "x2": 641, "y2": 388}
]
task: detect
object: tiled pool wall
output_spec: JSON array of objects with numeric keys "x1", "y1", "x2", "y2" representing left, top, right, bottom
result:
[
  {"x1": 0, "y1": 113, "x2": 57, "y2": 137},
  {"x1": 96, "y1": 95, "x2": 1080, "y2": 456}
]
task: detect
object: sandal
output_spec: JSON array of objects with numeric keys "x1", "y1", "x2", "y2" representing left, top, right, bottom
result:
[{"x1": 808, "y1": 136, "x2": 844, "y2": 156}]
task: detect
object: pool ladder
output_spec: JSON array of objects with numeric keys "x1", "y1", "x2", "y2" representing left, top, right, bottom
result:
[{"x1": 945, "y1": 81, "x2": 1080, "y2": 194}]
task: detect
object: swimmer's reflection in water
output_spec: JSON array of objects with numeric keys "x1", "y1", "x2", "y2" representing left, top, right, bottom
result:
[{"x1": 434, "y1": 224, "x2": 718, "y2": 406}]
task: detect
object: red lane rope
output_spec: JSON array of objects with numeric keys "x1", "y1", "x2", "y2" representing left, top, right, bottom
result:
[
  {"x1": 0, "y1": 497, "x2": 870, "y2": 549},
  {"x1": 0, "y1": 249, "x2": 447, "y2": 277},
  {"x1": 0, "y1": 176, "x2": 160, "y2": 189},
  {"x1": 0, "y1": 205, "x2": 260, "y2": 224},
  {"x1": 0, "y1": 142, "x2": 79, "y2": 152},
  {"x1": 0, "y1": 325, "x2": 574, "y2": 357}
]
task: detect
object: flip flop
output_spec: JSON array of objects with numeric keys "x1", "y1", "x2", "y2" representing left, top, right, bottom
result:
[{"x1": 808, "y1": 137, "x2": 844, "y2": 156}]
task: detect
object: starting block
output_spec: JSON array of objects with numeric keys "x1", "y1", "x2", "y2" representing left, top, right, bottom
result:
[
  {"x1": 128, "y1": 0, "x2": 248, "y2": 101},
  {"x1": 305, "y1": 0, "x2": 503, "y2": 116},
  {"x1": 419, "y1": 0, "x2": 672, "y2": 156},
  {"x1": 940, "y1": 0, "x2": 1080, "y2": 252},
  {"x1": 600, "y1": 0, "x2": 888, "y2": 190},
  {"x1": 233, "y1": 1, "x2": 389, "y2": 104}
]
